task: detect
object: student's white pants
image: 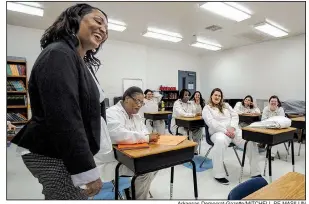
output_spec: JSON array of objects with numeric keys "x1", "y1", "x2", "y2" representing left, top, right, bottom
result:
[
  {"x1": 145, "y1": 119, "x2": 166, "y2": 135},
  {"x1": 173, "y1": 127, "x2": 203, "y2": 153},
  {"x1": 210, "y1": 131, "x2": 260, "y2": 179},
  {"x1": 98, "y1": 161, "x2": 157, "y2": 200}
]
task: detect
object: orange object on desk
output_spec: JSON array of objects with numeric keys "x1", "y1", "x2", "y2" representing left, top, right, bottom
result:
[
  {"x1": 156, "y1": 135, "x2": 188, "y2": 146},
  {"x1": 117, "y1": 143, "x2": 149, "y2": 150}
]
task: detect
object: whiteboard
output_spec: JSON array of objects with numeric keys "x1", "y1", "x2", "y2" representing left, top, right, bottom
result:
[{"x1": 122, "y1": 78, "x2": 143, "y2": 93}]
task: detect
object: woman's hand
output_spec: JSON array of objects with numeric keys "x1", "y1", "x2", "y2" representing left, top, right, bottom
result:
[
  {"x1": 225, "y1": 127, "x2": 235, "y2": 139},
  {"x1": 83, "y1": 178, "x2": 103, "y2": 197},
  {"x1": 149, "y1": 133, "x2": 160, "y2": 142}
]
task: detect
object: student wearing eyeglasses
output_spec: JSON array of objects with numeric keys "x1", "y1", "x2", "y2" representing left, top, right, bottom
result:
[{"x1": 94, "y1": 86, "x2": 159, "y2": 199}]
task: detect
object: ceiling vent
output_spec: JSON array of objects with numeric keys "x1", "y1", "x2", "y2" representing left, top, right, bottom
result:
[{"x1": 205, "y1": 25, "x2": 222, "y2": 31}]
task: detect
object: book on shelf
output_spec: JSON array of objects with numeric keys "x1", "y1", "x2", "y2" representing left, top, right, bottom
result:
[
  {"x1": 7, "y1": 113, "x2": 27, "y2": 122},
  {"x1": 7, "y1": 80, "x2": 26, "y2": 91},
  {"x1": 7, "y1": 95, "x2": 27, "y2": 106},
  {"x1": 7, "y1": 64, "x2": 26, "y2": 76}
]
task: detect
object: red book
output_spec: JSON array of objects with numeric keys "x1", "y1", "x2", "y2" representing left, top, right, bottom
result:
[{"x1": 118, "y1": 143, "x2": 149, "y2": 150}]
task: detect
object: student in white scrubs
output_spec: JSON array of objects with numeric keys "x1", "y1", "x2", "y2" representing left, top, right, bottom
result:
[
  {"x1": 262, "y1": 96, "x2": 285, "y2": 120},
  {"x1": 139, "y1": 89, "x2": 165, "y2": 134},
  {"x1": 171, "y1": 89, "x2": 202, "y2": 154},
  {"x1": 202, "y1": 88, "x2": 261, "y2": 185},
  {"x1": 189, "y1": 91, "x2": 205, "y2": 114},
  {"x1": 94, "y1": 86, "x2": 160, "y2": 199},
  {"x1": 234, "y1": 95, "x2": 261, "y2": 127},
  {"x1": 262, "y1": 95, "x2": 286, "y2": 159}
]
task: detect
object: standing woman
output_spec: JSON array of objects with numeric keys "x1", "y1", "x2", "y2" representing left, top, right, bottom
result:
[
  {"x1": 139, "y1": 89, "x2": 165, "y2": 134},
  {"x1": 11, "y1": 4, "x2": 112, "y2": 199},
  {"x1": 190, "y1": 91, "x2": 205, "y2": 114}
]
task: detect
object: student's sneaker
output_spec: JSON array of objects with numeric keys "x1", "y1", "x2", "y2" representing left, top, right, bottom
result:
[{"x1": 214, "y1": 177, "x2": 229, "y2": 185}]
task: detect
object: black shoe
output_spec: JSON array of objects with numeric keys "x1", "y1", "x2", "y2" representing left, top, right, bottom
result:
[
  {"x1": 194, "y1": 152, "x2": 198, "y2": 155},
  {"x1": 214, "y1": 177, "x2": 229, "y2": 185},
  {"x1": 251, "y1": 174, "x2": 262, "y2": 178}
]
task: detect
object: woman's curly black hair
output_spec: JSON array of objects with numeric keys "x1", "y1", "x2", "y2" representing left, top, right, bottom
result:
[{"x1": 40, "y1": 3, "x2": 108, "y2": 73}]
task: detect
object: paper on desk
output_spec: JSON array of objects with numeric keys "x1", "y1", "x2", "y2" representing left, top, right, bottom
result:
[{"x1": 156, "y1": 135, "x2": 187, "y2": 146}]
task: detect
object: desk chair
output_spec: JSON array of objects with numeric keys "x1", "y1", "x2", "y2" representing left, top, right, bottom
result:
[
  {"x1": 200, "y1": 125, "x2": 242, "y2": 176},
  {"x1": 227, "y1": 177, "x2": 268, "y2": 200}
]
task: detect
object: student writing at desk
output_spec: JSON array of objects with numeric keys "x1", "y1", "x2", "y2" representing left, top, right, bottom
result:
[
  {"x1": 202, "y1": 88, "x2": 261, "y2": 185},
  {"x1": 234, "y1": 95, "x2": 261, "y2": 127},
  {"x1": 94, "y1": 86, "x2": 159, "y2": 200},
  {"x1": 139, "y1": 89, "x2": 165, "y2": 134},
  {"x1": 171, "y1": 89, "x2": 202, "y2": 154}
]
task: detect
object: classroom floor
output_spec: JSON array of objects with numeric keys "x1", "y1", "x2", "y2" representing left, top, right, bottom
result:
[{"x1": 7, "y1": 139, "x2": 305, "y2": 200}]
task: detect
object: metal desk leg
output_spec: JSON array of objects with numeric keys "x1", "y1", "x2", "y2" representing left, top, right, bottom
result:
[
  {"x1": 291, "y1": 140, "x2": 295, "y2": 172},
  {"x1": 114, "y1": 163, "x2": 122, "y2": 200},
  {"x1": 268, "y1": 146, "x2": 272, "y2": 183},
  {"x1": 239, "y1": 141, "x2": 248, "y2": 183},
  {"x1": 131, "y1": 175, "x2": 138, "y2": 200},
  {"x1": 189, "y1": 160, "x2": 198, "y2": 200},
  {"x1": 170, "y1": 167, "x2": 174, "y2": 199},
  {"x1": 298, "y1": 129, "x2": 304, "y2": 156},
  {"x1": 263, "y1": 145, "x2": 268, "y2": 176},
  {"x1": 298, "y1": 141, "x2": 302, "y2": 156},
  {"x1": 176, "y1": 127, "x2": 179, "y2": 135}
]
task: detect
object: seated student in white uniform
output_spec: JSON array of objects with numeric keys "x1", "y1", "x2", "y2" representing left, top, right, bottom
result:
[
  {"x1": 261, "y1": 95, "x2": 286, "y2": 158},
  {"x1": 202, "y1": 88, "x2": 261, "y2": 185},
  {"x1": 234, "y1": 95, "x2": 261, "y2": 127},
  {"x1": 189, "y1": 91, "x2": 206, "y2": 114},
  {"x1": 94, "y1": 86, "x2": 160, "y2": 200},
  {"x1": 171, "y1": 89, "x2": 202, "y2": 154},
  {"x1": 262, "y1": 95, "x2": 285, "y2": 120},
  {"x1": 139, "y1": 89, "x2": 165, "y2": 134}
]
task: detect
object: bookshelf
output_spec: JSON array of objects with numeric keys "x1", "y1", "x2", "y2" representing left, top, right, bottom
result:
[
  {"x1": 7, "y1": 56, "x2": 28, "y2": 142},
  {"x1": 160, "y1": 90, "x2": 179, "y2": 111}
]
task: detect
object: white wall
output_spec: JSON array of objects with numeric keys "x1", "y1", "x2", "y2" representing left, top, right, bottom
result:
[
  {"x1": 200, "y1": 34, "x2": 305, "y2": 101},
  {"x1": 7, "y1": 24, "x2": 305, "y2": 103},
  {"x1": 7, "y1": 24, "x2": 201, "y2": 103}
]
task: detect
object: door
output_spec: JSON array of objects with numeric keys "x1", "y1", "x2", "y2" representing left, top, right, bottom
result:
[{"x1": 178, "y1": 70, "x2": 196, "y2": 95}]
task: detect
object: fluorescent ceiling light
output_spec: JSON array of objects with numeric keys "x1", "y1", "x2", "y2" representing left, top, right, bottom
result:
[
  {"x1": 254, "y1": 22, "x2": 288, "y2": 37},
  {"x1": 200, "y1": 2, "x2": 251, "y2": 22},
  {"x1": 142, "y1": 28, "x2": 183, "y2": 43},
  {"x1": 7, "y1": 2, "x2": 44, "y2": 17},
  {"x1": 108, "y1": 19, "x2": 127, "y2": 32},
  {"x1": 191, "y1": 38, "x2": 222, "y2": 51},
  {"x1": 17, "y1": 2, "x2": 42, "y2": 8}
]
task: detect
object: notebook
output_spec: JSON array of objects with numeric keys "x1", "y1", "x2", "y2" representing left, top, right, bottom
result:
[
  {"x1": 156, "y1": 135, "x2": 187, "y2": 146},
  {"x1": 118, "y1": 143, "x2": 149, "y2": 150}
]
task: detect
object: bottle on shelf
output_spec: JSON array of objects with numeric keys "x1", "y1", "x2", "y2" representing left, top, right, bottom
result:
[{"x1": 161, "y1": 101, "x2": 165, "y2": 111}]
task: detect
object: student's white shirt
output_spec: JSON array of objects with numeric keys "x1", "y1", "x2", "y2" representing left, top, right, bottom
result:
[
  {"x1": 138, "y1": 92, "x2": 163, "y2": 118},
  {"x1": 171, "y1": 99, "x2": 196, "y2": 133},
  {"x1": 234, "y1": 102, "x2": 261, "y2": 114},
  {"x1": 261, "y1": 106, "x2": 285, "y2": 121},
  {"x1": 94, "y1": 101, "x2": 150, "y2": 181},
  {"x1": 192, "y1": 101, "x2": 202, "y2": 114},
  {"x1": 202, "y1": 103, "x2": 239, "y2": 135}
]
